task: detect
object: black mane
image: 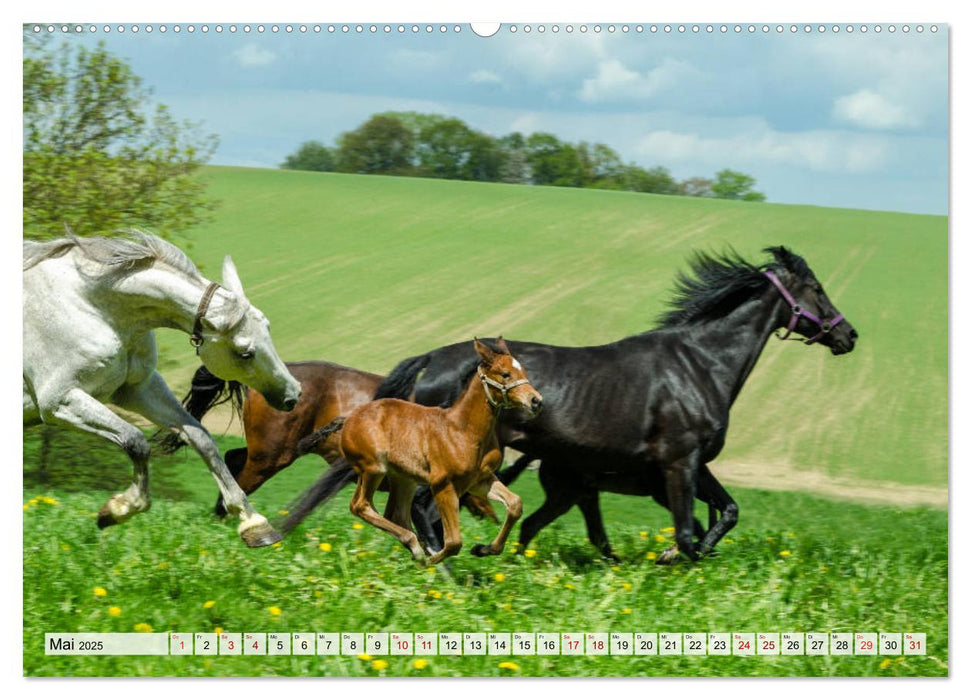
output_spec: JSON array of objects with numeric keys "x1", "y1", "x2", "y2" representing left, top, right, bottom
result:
[{"x1": 657, "y1": 247, "x2": 807, "y2": 328}]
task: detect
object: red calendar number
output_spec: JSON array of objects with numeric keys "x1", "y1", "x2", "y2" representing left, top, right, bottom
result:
[{"x1": 738, "y1": 640, "x2": 751, "y2": 651}]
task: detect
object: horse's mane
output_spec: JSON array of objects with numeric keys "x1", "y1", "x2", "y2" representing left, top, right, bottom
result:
[
  {"x1": 23, "y1": 229, "x2": 204, "y2": 282},
  {"x1": 657, "y1": 246, "x2": 807, "y2": 328}
]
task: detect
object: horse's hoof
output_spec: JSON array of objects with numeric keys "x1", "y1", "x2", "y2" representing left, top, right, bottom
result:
[
  {"x1": 471, "y1": 544, "x2": 491, "y2": 557},
  {"x1": 239, "y1": 516, "x2": 283, "y2": 548},
  {"x1": 655, "y1": 545, "x2": 680, "y2": 565},
  {"x1": 96, "y1": 506, "x2": 118, "y2": 529}
]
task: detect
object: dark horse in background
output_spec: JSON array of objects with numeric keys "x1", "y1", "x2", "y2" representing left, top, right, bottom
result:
[{"x1": 281, "y1": 247, "x2": 857, "y2": 563}]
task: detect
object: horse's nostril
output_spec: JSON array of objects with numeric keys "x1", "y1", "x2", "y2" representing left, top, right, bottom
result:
[
  {"x1": 850, "y1": 329, "x2": 858, "y2": 340},
  {"x1": 531, "y1": 396, "x2": 543, "y2": 409}
]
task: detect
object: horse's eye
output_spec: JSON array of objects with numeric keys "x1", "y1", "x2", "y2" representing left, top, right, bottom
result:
[
  {"x1": 502, "y1": 372, "x2": 511, "y2": 379},
  {"x1": 238, "y1": 349, "x2": 255, "y2": 360}
]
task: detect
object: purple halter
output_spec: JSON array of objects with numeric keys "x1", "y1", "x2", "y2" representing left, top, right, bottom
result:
[{"x1": 764, "y1": 270, "x2": 845, "y2": 345}]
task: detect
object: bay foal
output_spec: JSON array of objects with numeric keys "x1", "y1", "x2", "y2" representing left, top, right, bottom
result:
[{"x1": 305, "y1": 338, "x2": 542, "y2": 564}]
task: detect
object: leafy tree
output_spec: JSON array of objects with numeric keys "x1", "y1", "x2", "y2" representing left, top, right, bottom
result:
[
  {"x1": 497, "y1": 133, "x2": 529, "y2": 184},
  {"x1": 281, "y1": 140, "x2": 337, "y2": 172},
  {"x1": 711, "y1": 168, "x2": 766, "y2": 202},
  {"x1": 336, "y1": 115, "x2": 415, "y2": 175},
  {"x1": 462, "y1": 131, "x2": 505, "y2": 182},
  {"x1": 417, "y1": 118, "x2": 476, "y2": 179},
  {"x1": 23, "y1": 38, "x2": 218, "y2": 239},
  {"x1": 524, "y1": 132, "x2": 564, "y2": 185},
  {"x1": 679, "y1": 176, "x2": 715, "y2": 198},
  {"x1": 624, "y1": 165, "x2": 679, "y2": 195}
]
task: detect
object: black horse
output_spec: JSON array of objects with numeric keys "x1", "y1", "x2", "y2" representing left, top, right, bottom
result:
[{"x1": 282, "y1": 247, "x2": 857, "y2": 562}]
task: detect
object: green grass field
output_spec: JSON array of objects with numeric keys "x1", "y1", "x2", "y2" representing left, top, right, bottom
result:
[
  {"x1": 156, "y1": 167, "x2": 946, "y2": 489},
  {"x1": 23, "y1": 432, "x2": 948, "y2": 677},
  {"x1": 23, "y1": 168, "x2": 948, "y2": 677}
]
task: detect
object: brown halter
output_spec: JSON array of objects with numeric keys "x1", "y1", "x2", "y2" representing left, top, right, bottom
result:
[
  {"x1": 188, "y1": 282, "x2": 221, "y2": 354},
  {"x1": 477, "y1": 366, "x2": 531, "y2": 410}
]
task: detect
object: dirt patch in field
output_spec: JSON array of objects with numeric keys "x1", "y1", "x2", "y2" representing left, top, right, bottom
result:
[{"x1": 709, "y1": 459, "x2": 947, "y2": 509}]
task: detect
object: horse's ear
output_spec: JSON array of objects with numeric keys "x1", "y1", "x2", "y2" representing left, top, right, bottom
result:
[
  {"x1": 221, "y1": 255, "x2": 248, "y2": 300},
  {"x1": 473, "y1": 337, "x2": 497, "y2": 365},
  {"x1": 494, "y1": 336, "x2": 510, "y2": 355},
  {"x1": 764, "y1": 246, "x2": 794, "y2": 271}
]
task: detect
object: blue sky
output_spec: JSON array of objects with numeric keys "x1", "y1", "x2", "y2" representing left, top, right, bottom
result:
[{"x1": 43, "y1": 24, "x2": 948, "y2": 214}]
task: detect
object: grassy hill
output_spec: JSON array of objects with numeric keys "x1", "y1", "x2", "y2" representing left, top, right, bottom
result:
[{"x1": 154, "y1": 166, "x2": 947, "y2": 489}]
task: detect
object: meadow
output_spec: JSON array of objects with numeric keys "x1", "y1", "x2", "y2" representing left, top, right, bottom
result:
[
  {"x1": 23, "y1": 433, "x2": 948, "y2": 677},
  {"x1": 23, "y1": 167, "x2": 948, "y2": 677},
  {"x1": 158, "y1": 167, "x2": 947, "y2": 488}
]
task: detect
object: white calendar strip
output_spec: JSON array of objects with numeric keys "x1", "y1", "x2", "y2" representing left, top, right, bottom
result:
[{"x1": 46, "y1": 632, "x2": 928, "y2": 656}]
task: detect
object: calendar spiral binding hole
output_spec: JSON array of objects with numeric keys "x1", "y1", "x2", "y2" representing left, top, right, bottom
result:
[{"x1": 28, "y1": 24, "x2": 939, "y2": 36}]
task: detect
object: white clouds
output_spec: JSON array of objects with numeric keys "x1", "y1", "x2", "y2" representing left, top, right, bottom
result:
[
  {"x1": 468, "y1": 69, "x2": 503, "y2": 86},
  {"x1": 578, "y1": 57, "x2": 699, "y2": 103},
  {"x1": 232, "y1": 44, "x2": 277, "y2": 68},
  {"x1": 637, "y1": 127, "x2": 890, "y2": 174},
  {"x1": 832, "y1": 89, "x2": 922, "y2": 130}
]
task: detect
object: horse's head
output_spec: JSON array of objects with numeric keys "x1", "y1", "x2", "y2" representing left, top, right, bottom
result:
[
  {"x1": 474, "y1": 337, "x2": 543, "y2": 417},
  {"x1": 764, "y1": 246, "x2": 857, "y2": 355},
  {"x1": 194, "y1": 256, "x2": 302, "y2": 411}
]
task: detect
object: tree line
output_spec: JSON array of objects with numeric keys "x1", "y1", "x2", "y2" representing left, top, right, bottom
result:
[{"x1": 281, "y1": 112, "x2": 766, "y2": 202}]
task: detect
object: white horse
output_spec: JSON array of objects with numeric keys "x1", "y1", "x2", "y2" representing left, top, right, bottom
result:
[{"x1": 23, "y1": 231, "x2": 302, "y2": 547}]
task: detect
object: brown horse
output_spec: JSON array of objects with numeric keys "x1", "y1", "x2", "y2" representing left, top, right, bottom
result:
[
  {"x1": 159, "y1": 361, "x2": 499, "y2": 525},
  {"x1": 299, "y1": 338, "x2": 542, "y2": 564}
]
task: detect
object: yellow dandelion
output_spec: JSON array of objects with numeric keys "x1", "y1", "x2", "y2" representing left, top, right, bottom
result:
[
  {"x1": 445, "y1": 592, "x2": 454, "y2": 599},
  {"x1": 498, "y1": 661, "x2": 520, "y2": 672},
  {"x1": 41, "y1": 496, "x2": 59, "y2": 505},
  {"x1": 661, "y1": 526, "x2": 675, "y2": 534},
  {"x1": 425, "y1": 566, "x2": 436, "y2": 574},
  {"x1": 272, "y1": 542, "x2": 282, "y2": 548},
  {"x1": 502, "y1": 603, "x2": 513, "y2": 612},
  {"x1": 319, "y1": 542, "x2": 332, "y2": 552},
  {"x1": 524, "y1": 549, "x2": 537, "y2": 558},
  {"x1": 655, "y1": 535, "x2": 666, "y2": 543},
  {"x1": 29, "y1": 497, "x2": 40, "y2": 505},
  {"x1": 879, "y1": 658, "x2": 892, "y2": 669},
  {"x1": 214, "y1": 627, "x2": 224, "y2": 635},
  {"x1": 352, "y1": 523, "x2": 364, "y2": 530},
  {"x1": 622, "y1": 608, "x2": 632, "y2": 614},
  {"x1": 779, "y1": 550, "x2": 791, "y2": 557},
  {"x1": 357, "y1": 653, "x2": 373, "y2": 661},
  {"x1": 494, "y1": 573, "x2": 505, "y2": 582},
  {"x1": 621, "y1": 582, "x2": 633, "y2": 591},
  {"x1": 60, "y1": 544, "x2": 70, "y2": 551},
  {"x1": 134, "y1": 622, "x2": 153, "y2": 633},
  {"x1": 564, "y1": 583, "x2": 575, "y2": 590},
  {"x1": 202, "y1": 600, "x2": 215, "y2": 609},
  {"x1": 107, "y1": 606, "x2": 121, "y2": 617},
  {"x1": 372, "y1": 659, "x2": 389, "y2": 671},
  {"x1": 268, "y1": 606, "x2": 282, "y2": 616},
  {"x1": 639, "y1": 531, "x2": 648, "y2": 539},
  {"x1": 787, "y1": 532, "x2": 795, "y2": 537},
  {"x1": 611, "y1": 565, "x2": 621, "y2": 572},
  {"x1": 278, "y1": 509, "x2": 289, "y2": 516},
  {"x1": 93, "y1": 587, "x2": 107, "y2": 597},
  {"x1": 413, "y1": 658, "x2": 429, "y2": 670},
  {"x1": 724, "y1": 538, "x2": 733, "y2": 544},
  {"x1": 428, "y1": 589, "x2": 442, "y2": 599},
  {"x1": 22, "y1": 504, "x2": 29, "y2": 511},
  {"x1": 646, "y1": 552, "x2": 657, "y2": 561}
]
